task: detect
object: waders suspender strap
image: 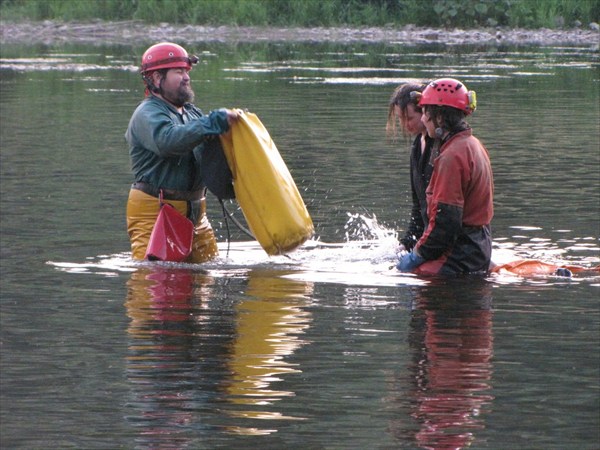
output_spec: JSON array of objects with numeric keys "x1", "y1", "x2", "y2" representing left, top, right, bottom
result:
[{"x1": 219, "y1": 199, "x2": 255, "y2": 257}]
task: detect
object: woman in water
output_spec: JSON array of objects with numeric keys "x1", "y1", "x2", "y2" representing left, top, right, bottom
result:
[{"x1": 387, "y1": 82, "x2": 435, "y2": 255}]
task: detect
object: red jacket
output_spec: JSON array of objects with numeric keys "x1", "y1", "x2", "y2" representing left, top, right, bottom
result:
[{"x1": 415, "y1": 129, "x2": 494, "y2": 275}]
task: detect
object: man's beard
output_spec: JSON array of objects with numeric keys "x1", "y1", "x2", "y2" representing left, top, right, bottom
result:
[{"x1": 162, "y1": 83, "x2": 195, "y2": 107}]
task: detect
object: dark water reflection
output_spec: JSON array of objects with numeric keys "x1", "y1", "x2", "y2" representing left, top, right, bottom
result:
[
  {"x1": 1, "y1": 40, "x2": 599, "y2": 448},
  {"x1": 397, "y1": 281, "x2": 494, "y2": 449},
  {"x1": 124, "y1": 267, "x2": 313, "y2": 445}
]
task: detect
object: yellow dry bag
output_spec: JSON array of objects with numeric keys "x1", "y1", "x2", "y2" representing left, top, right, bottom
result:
[{"x1": 220, "y1": 112, "x2": 314, "y2": 255}]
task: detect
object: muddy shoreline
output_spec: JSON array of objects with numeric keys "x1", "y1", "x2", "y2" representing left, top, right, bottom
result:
[{"x1": 1, "y1": 20, "x2": 599, "y2": 47}]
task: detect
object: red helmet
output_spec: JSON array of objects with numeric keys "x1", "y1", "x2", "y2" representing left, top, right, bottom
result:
[
  {"x1": 419, "y1": 78, "x2": 476, "y2": 114},
  {"x1": 140, "y1": 42, "x2": 198, "y2": 74}
]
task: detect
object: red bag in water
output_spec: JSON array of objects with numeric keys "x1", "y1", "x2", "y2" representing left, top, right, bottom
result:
[{"x1": 145, "y1": 193, "x2": 194, "y2": 262}]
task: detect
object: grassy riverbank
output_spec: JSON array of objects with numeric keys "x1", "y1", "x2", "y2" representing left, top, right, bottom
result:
[{"x1": 1, "y1": 0, "x2": 599, "y2": 29}]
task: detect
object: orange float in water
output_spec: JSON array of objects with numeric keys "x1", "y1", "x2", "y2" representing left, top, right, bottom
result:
[{"x1": 491, "y1": 259, "x2": 600, "y2": 277}]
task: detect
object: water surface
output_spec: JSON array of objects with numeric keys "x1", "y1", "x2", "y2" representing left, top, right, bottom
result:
[{"x1": 1, "y1": 40, "x2": 599, "y2": 449}]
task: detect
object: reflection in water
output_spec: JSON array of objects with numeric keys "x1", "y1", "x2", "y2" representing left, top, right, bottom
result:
[
  {"x1": 389, "y1": 280, "x2": 494, "y2": 449},
  {"x1": 223, "y1": 270, "x2": 313, "y2": 435},
  {"x1": 124, "y1": 267, "x2": 313, "y2": 445},
  {"x1": 125, "y1": 267, "x2": 228, "y2": 449}
]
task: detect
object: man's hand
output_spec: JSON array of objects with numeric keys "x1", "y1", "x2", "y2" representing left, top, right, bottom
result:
[{"x1": 226, "y1": 109, "x2": 241, "y2": 126}]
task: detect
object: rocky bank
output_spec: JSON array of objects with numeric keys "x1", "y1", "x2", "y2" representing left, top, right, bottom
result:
[{"x1": 1, "y1": 19, "x2": 599, "y2": 47}]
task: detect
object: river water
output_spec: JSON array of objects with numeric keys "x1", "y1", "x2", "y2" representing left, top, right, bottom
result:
[{"x1": 1, "y1": 38, "x2": 599, "y2": 449}]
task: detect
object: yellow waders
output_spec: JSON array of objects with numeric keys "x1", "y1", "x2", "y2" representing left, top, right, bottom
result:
[{"x1": 126, "y1": 188, "x2": 218, "y2": 263}]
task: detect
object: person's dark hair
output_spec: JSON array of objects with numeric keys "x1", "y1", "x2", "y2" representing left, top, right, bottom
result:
[
  {"x1": 423, "y1": 105, "x2": 469, "y2": 137},
  {"x1": 386, "y1": 82, "x2": 427, "y2": 139},
  {"x1": 142, "y1": 69, "x2": 169, "y2": 95}
]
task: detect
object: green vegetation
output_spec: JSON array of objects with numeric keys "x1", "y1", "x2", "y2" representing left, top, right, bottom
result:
[{"x1": 1, "y1": 0, "x2": 598, "y2": 29}]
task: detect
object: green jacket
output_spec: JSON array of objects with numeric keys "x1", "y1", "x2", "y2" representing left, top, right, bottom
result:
[{"x1": 125, "y1": 95, "x2": 230, "y2": 192}]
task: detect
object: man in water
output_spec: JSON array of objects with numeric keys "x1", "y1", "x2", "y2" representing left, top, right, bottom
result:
[{"x1": 125, "y1": 42, "x2": 239, "y2": 262}]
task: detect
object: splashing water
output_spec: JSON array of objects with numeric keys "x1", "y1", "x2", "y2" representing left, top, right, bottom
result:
[
  {"x1": 47, "y1": 212, "x2": 425, "y2": 286},
  {"x1": 344, "y1": 212, "x2": 397, "y2": 243},
  {"x1": 47, "y1": 212, "x2": 598, "y2": 285}
]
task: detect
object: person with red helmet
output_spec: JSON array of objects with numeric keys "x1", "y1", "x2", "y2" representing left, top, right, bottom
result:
[
  {"x1": 125, "y1": 42, "x2": 240, "y2": 262},
  {"x1": 396, "y1": 78, "x2": 494, "y2": 276}
]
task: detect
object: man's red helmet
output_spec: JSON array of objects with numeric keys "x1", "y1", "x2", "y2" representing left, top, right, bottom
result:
[
  {"x1": 140, "y1": 42, "x2": 198, "y2": 74},
  {"x1": 419, "y1": 78, "x2": 477, "y2": 114}
]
